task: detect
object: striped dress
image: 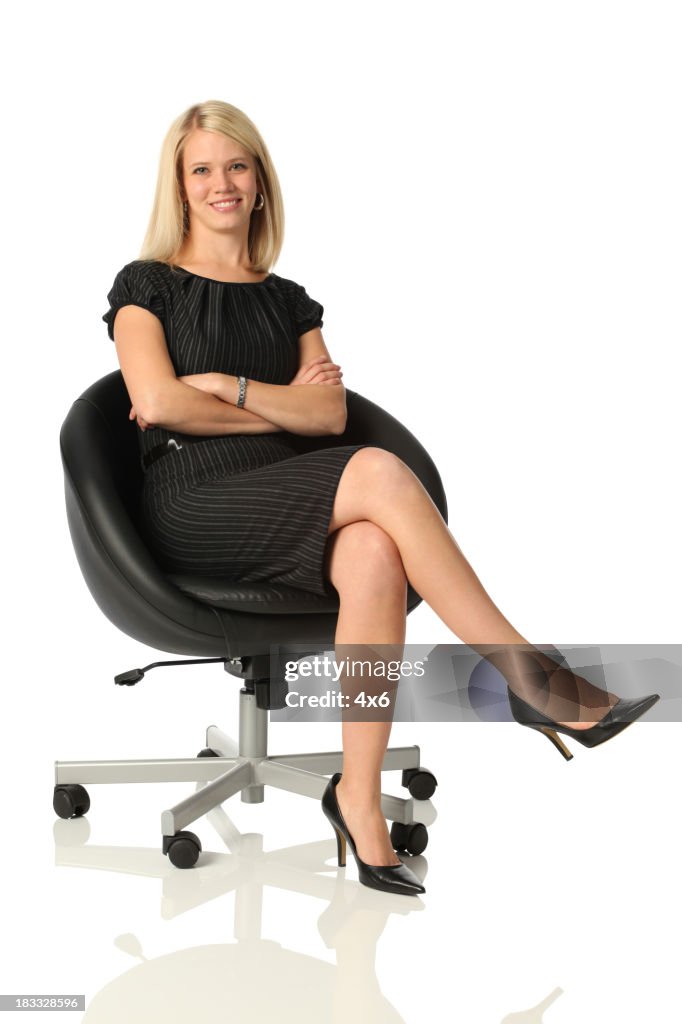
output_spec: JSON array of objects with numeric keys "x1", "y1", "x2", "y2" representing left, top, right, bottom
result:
[{"x1": 103, "y1": 260, "x2": 367, "y2": 596}]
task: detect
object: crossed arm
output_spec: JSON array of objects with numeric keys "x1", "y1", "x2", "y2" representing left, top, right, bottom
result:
[{"x1": 113, "y1": 305, "x2": 348, "y2": 438}]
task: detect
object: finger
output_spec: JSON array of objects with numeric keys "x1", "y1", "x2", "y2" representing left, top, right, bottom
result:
[
  {"x1": 305, "y1": 357, "x2": 338, "y2": 371},
  {"x1": 310, "y1": 369, "x2": 342, "y2": 383},
  {"x1": 299, "y1": 360, "x2": 339, "y2": 380},
  {"x1": 300, "y1": 359, "x2": 320, "y2": 372},
  {"x1": 295, "y1": 364, "x2": 341, "y2": 386}
]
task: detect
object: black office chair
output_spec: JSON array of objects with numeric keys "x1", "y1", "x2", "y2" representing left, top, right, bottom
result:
[{"x1": 54, "y1": 371, "x2": 448, "y2": 868}]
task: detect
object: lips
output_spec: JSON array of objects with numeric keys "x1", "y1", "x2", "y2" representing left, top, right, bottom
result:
[{"x1": 211, "y1": 199, "x2": 241, "y2": 210}]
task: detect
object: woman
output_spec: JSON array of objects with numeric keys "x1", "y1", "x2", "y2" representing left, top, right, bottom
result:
[{"x1": 104, "y1": 100, "x2": 659, "y2": 897}]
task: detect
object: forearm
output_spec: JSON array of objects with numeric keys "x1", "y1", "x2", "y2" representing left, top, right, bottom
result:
[
  {"x1": 144, "y1": 379, "x2": 284, "y2": 436},
  {"x1": 218, "y1": 375, "x2": 347, "y2": 436}
]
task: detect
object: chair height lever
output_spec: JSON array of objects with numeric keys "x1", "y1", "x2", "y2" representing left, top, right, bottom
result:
[{"x1": 114, "y1": 657, "x2": 227, "y2": 686}]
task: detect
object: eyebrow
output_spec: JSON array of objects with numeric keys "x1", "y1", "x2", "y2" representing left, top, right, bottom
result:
[{"x1": 188, "y1": 157, "x2": 248, "y2": 167}]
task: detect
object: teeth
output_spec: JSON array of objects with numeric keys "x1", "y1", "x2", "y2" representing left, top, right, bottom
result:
[{"x1": 213, "y1": 200, "x2": 240, "y2": 208}]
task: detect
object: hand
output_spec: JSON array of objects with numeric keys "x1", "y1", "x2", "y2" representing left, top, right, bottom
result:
[
  {"x1": 129, "y1": 406, "x2": 153, "y2": 431},
  {"x1": 290, "y1": 355, "x2": 343, "y2": 386}
]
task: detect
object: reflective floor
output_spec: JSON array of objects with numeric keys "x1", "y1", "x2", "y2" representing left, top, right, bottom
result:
[{"x1": 2, "y1": 699, "x2": 678, "y2": 1023}]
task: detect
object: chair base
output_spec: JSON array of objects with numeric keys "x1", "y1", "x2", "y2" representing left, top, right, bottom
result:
[{"x1": 54, "y1": 687, "x2": 437, "y2": 847}]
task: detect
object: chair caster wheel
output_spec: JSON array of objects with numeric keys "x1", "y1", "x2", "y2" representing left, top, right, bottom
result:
[
  {"x1": 402, "y1": 767, "x2": 438, "y2": 800},
  {"x1": 197, "y1": 748, "x2": 219, "y2": 758},
  {"x1": 53, "y1": 784, "x2": 90, "y2": 819},
  {"x1": 163, "y1": 831, "x2": 202, "y2": 869},
  {"x1": 390, "y1": 821, "x2": 428, "y2": 856}
]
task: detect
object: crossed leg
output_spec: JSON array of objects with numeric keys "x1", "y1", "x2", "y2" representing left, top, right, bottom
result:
[{"x1": 322, "y1": 447, "x2": 618, "y2": 865}]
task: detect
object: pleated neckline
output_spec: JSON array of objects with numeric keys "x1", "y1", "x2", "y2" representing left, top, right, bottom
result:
[{"x1": 172, "y1": 265, "x2": 273, "y2": 286}]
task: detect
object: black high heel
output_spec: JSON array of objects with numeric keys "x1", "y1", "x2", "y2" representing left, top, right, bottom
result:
[
  {"x1": 507, "y1": 686, "x2": 660, "y2": 760},
  {"x1": 321, "y1": 773, "x2": 425, "y2": 897}
]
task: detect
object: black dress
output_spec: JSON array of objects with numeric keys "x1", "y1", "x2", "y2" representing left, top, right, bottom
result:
[{"x1": 103, "y1": 259, "x2": 368, "y2": 597}]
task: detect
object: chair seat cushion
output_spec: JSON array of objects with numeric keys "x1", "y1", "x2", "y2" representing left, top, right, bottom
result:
[{"x1": 167, "y1": 574, "x2": 341, "y2": 614}]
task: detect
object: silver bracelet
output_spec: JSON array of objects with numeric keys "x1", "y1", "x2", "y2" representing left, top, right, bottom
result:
[{"x1": 237, "y1": 375, "x2": 247, "y2": 408}]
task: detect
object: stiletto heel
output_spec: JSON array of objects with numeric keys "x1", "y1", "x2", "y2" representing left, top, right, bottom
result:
[
  {"x1": 507, "y1": 686, "x2": 660, "y2": 759},
  {"x1": 332, "y1": 824, "x2": 346, "y2": 867},
  {"x1": 538, "y1": 726, "x2": 573, "y2": 761},
  {"x1": 321, "y1": 772, "x2": 425, "y2": 897}
]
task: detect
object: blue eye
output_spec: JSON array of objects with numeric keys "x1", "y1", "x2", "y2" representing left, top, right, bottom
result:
[{"x1": 192, "y1": 163, "x2": 246, "y2": 174}]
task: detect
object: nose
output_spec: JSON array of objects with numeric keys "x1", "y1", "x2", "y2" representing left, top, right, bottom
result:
[{"x1": 214, "y1": 168, "x2": 236, "y2": 193}]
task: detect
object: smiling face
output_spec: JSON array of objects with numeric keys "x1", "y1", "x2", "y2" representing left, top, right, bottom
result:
[{"x1": 179, "y1": 127, "x2": 261, "y2": 236}]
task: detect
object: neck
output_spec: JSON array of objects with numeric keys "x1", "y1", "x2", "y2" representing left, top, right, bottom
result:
[{"x1": 178, "y1": 229, "x2": 252, "y2": 271}]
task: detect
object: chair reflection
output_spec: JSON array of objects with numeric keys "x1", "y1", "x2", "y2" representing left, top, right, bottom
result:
[{"x1": 55, "y1": 800, "x2": 426, "y2": 1024}]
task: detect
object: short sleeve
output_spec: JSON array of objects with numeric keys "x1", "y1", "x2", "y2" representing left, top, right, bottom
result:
[
  {"x1": 292, "y1": 282, "x2": 324, "y2": 336},
  {"x1": 102, "y1": 261, "x2": 166, "y2": 341}
]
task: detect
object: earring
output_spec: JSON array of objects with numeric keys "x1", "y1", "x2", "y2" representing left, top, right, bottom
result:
[{"x1": 253, "y1": 192, "x2": 265, "y2": 211}]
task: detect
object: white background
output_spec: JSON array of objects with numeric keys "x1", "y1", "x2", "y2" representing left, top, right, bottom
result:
[{"x1": 1, "y1": 2, "x2": 680, "y2": 1022}]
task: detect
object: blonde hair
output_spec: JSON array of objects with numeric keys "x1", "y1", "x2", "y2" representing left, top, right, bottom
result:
[{"x1": 139, "y1": 100, "x2": 285, "y2": 273}]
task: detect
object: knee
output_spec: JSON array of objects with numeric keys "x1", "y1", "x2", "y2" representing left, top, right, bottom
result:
[
  {"x1": 325, "y1": 521, "x2": 407, "y2": 595},
  {"x1": 341, "y1": 520, "x2": 403, "y2": 571},
  {"x1": 349, "y1": 447, "x2": 413, "y2": 490}
]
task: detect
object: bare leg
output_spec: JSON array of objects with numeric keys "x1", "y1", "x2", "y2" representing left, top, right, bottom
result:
[
  {"x1": 323, "y1": 520, "x2": 408, "y2": 866},
  {"x1": 320, "y1": 450, "x2": 619, "y2": 864},
  {"x1": 327, "y1": 448, "x2": 618, "y2": 727}
]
